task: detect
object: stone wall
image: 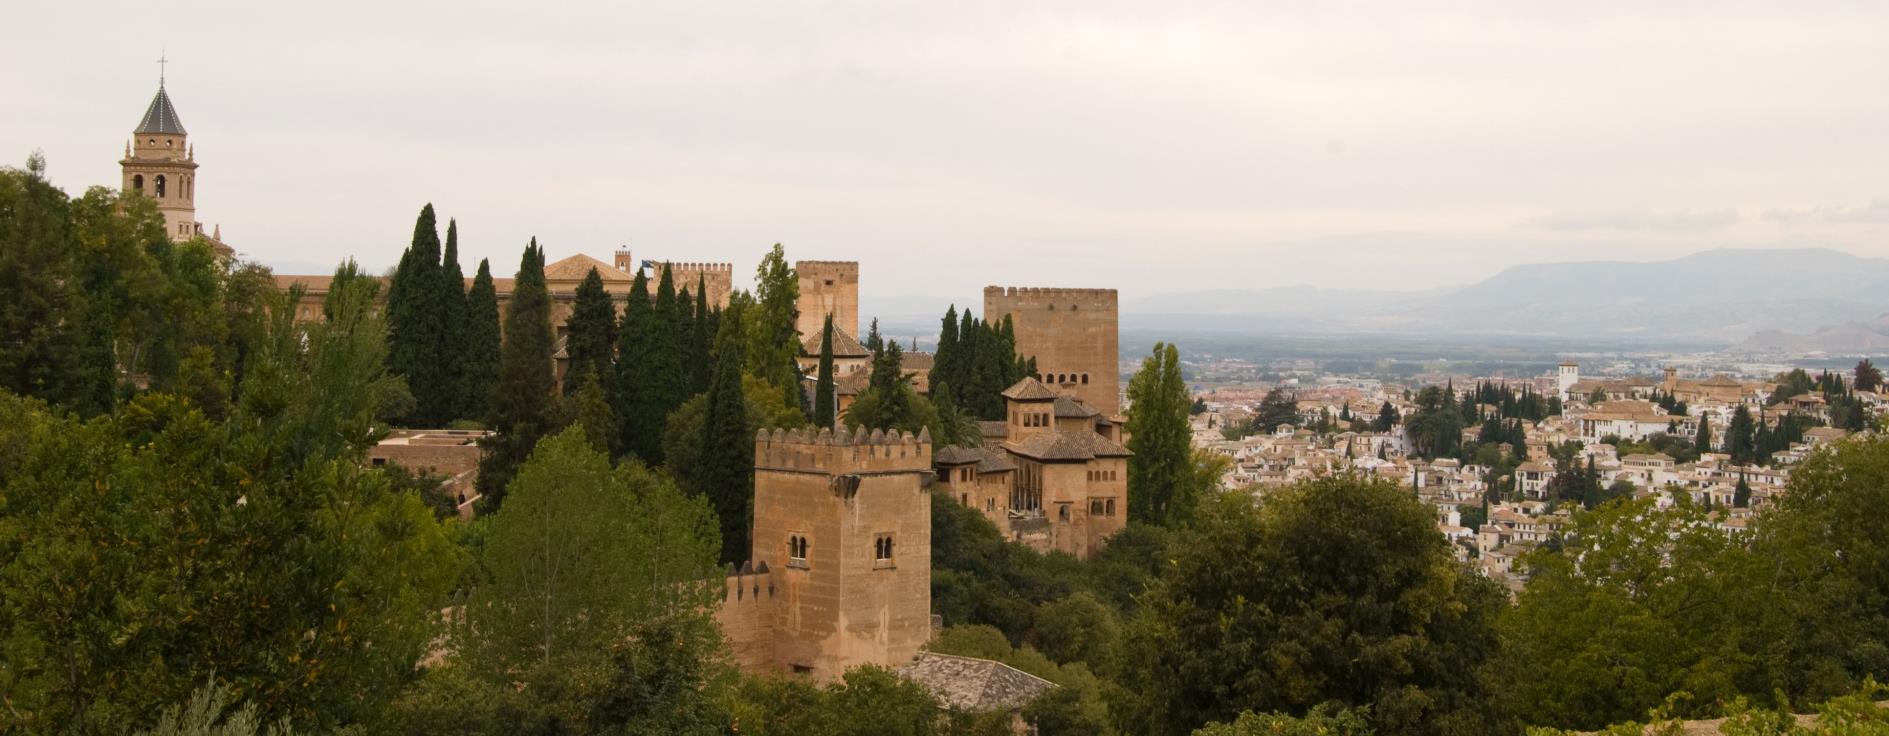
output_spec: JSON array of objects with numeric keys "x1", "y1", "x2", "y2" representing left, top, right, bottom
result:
[
  {"x1": 795, "y1": 261, "x2": 860, "y2": 340},
  {"x1": 658, "y1": 262, "x2": 734, "y2": 310},
  {"x1": 742, "y1": 427, "x2": 933, "y2": 680},
  {"x1": 984, "y1": 286, "x2": 1120, "y2": 415}
]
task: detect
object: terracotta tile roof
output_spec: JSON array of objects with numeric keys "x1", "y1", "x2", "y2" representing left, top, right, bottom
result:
[
  {"x1": 1053, "y1": 395, "x2": 1100, "y2": 419},
  {"x1": 1004, "y1": 430, "x2": 1131, "y2": 461},
  {"x1": 979, "y1": 421, "x2": 1009, "y2": 440},
  {"x1": 800, "y1": 328, "x2": 872, "y2": 358},
  {"x1": 934, "y1": 445, "x2": 983, "y2": 465},
  {"x1": 898, "y1": 653, "x2": 1055, "y2": 713},
  {"x1": 543, "y1": 253, "x2": 632, "y2": 282},
  {"x1": 1001, "y1": 377, "x2": 1059, "y2": 401}
]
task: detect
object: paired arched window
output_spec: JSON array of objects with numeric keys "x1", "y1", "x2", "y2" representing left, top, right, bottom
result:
[
  {"x1": 787, "y1": 535, "x2": 809, "y2": 567},
  {"x1": 873, "y1": 535, "x2": 895, "y2": 563}
]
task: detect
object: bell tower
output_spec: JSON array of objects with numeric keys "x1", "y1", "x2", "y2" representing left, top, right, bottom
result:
[{"x1": 120, "y1": 56, "x2": 208, "y2": 245}]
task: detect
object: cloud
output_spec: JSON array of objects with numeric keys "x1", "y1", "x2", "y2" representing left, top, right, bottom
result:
[
  {"x1": 1523, "y1": 209, "x2": 1740, "y2": 232},
  {"x1": 1762, "y1": 200, "x2": 1889, "y2": 225}
]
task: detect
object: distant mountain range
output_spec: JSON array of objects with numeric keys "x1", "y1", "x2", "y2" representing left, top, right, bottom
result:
[{"x1": 1124, "y1": 248, "x2": 1889, "y2": 349}]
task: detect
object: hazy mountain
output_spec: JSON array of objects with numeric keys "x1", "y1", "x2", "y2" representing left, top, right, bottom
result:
[
  {"x1": 1128, "y1": 248, "x2": 1889, "y2": 346},
  {"x1": 1739, "y1": 313, "x2": 1889, "y2": 354}
]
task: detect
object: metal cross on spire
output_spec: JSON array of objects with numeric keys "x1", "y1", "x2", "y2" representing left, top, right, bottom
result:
[{"x1": 157, "y1": 50, "x2": 168, "y2": 86}]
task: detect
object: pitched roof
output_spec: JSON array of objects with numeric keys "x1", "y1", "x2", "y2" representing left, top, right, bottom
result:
[
  {"x1": 1004, "y1": 430, "x2": 1131, "y2": 461},
  {"x1": 136, "y1": 85, "x2": 186, "y2": 135},
  {"x1": 1053, "y1": 395, "x2": 1100, "y2": 419},
  {"x1": 934, "y1": 445, "x2": 983, "y2": 466},
  {"x1": 543, "y1": 253, "x2": 632, "y2": 282},
  {"x1": 979, "y1": 421, "x2": 1009, "y2": 440},
  {"x1": 800, "y1": 328, "x2": 871, "y2": 358},
  {"x1": 1001, "y1": 377, "x2": 1059, "y2": 402},
  {"x1": 898, "y1": 653, "x2": 1055, "y2": 713}
]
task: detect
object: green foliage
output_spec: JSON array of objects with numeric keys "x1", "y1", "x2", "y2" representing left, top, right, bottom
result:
[
  {"x1": 564, "y1": 267, "x2": 618, "y2": 394},
  {"x1": 1405, "y1": 385, "x2": 1465, "y2": 459},
  {"x1": 814, "y1": 315, "x2": 837, "y2": 428},
  {"x1": 476, "y1": 241, "x2": 556, "y2": 511},
  {"x1": 931, "y1": 306, "x2": 1027, "y2": 420},
  {"x1": 385, "y1": 204, "x2": 464, "y2": 426},
  {"x1": 1855, "y1": 359, "x2": 1883, "y2": 394},
  {"x1": 845, "y1": 340, "x2": 940, "y2": 437},
  {"x1": 1118, "y1": 479, "x2": 1509, "y2": 736},
  {"x1": 697, "y1": 297, "x2": 763, "y2": 564},
  {"x1": 1500, "y1": 497, "x2": 1764, "y2": 729},
  {"x1": 134, "y1": 680, "x2": 296, "y2": 736},
  {"x1": 746, "y1": 244, "x2": 803, "y2": 412},
  {"x1": 1728, "y1": 404, "x2": 1757, "y2": 464},
  {"x1": 460, "y1": 259, "x2": 502, "y2": 422},
  {"x1": 688, "y1": 276, "x2": 713, "y2": 394},
  {"x1": 1128, "y1": 342, "x2": 1204, "y2": 525},
  {"x1": 0, "y1": 271, "x2": 462, "y2": 732},
  {"x1": 612, "y1": 269, "x2": 660, "y2": 460},
  {"x1": 1192, "y1": 706, "x2": 1375, "y2": 736},
  {"x1": 1253, "y1": 388, "x2": 1300, "y2": 434},
  {"x1": 724, "y1": 666, "x2": 940, "y2": 736}
]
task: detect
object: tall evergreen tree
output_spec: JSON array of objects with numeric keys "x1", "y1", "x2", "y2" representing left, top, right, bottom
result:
[
  {"x1": 564, "y1": 267, "x2": 618, "y2": 394},
  {"x1": 612, "y1": 270, "x2": 658, "y2": 461},
  {"x1": 864, "y1": 317, "x2": 883, "y2": 354},
  {"x1": 648, "y1": 266, "x2": 689, "y2": 444},
  {"x1": 1727, "y1": 404, "x2": 1757, "y2": 464},
  {"x1": 698, "y1": 300, "x2": 755, "y2": 564},
  {"x1": 438, "y1": 219, "x2": 469, "y2": 420},
  {"x1": 813, "y1": 314, "x2": 836, "y2": 429},
  {"x1": 477, "y1": 239, "x2": 556, "y2": 511},
  {"x1": 934, "y1": 305, "x2": 961, "y2": 404},
  {"x1": 1127, "y1": 342, "x2": 1201, "y2": 525},
  {"x1": 385, "y1": 204, "x2": 446, "y2": 425},
  {"x1": 461, "y1": 258, "x2": 502, "y2": 422},
  {"x1": 689, "y1": 275, "x2": 712, "y2": 394}
]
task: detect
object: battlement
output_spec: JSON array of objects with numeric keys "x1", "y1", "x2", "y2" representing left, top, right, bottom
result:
[
  {"x1": 657, "y1": 261, "x2": 735, "y2": 273},
  {"x1": 754, "y1": 426, "x2": 932, "y2": 475},
  {"x1": 984, "y1": 285, "x2": 1119, "y2": 306},
  {"x1": 796, "y1": 260, "x2": 860, "y2": 269},
  {"x1": 721, "y1": 560, "x2": 777, "y2": 603}
]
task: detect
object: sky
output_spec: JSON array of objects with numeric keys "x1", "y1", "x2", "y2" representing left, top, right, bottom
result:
[{"x1": 6, "y1": 0, "x2": 1889, "y2": 311}]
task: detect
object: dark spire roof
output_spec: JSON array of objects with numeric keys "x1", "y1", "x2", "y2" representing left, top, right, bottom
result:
[{"x1": 135, "y1": 85, "x2": 186, "y2": 135}]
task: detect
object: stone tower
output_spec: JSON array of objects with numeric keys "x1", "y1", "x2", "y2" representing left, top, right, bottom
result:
[
  {"x1": 795, "y1": 261, "x2": 859, "y2": 340},
  {"x1": 985, "y1": 286, "x2": 1121, "y2": 415},
  {"x1": 715, "y1": 426, "x2": 934, "y2": 680},
  {"x1": 121, "y1": 80, "x2": 203, "y2": 243}
]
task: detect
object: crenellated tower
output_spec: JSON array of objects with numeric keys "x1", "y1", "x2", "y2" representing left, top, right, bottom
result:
[{"x1": 715, "y1": 425, "x2": 934, "y2": 680}]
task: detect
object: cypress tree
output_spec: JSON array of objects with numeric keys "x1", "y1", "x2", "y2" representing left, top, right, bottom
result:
[
  {"x1": 612, "y1": 270, "x2": 660, "y2": 461},
  {"x1": 476, "y1": 239, "x2": 556, "y2": 511},
  {"x1": 865, "y1": 317, "x2": 883, "y2": 354},
  {"x1": 461, "y1": 259, "x2": 502, "y2": 422},
  {"x1": 934, "y1": 305, "x2": 961, "y2": 403},
  {"x1": 565, "y1": 267, "x2": 617, "y2": 394},
  {"x1": 438, "y1": 219, "x2": 469, "y2": 420},
  {"x1": 699, "y1": 300, "x2": 754, "y2": 565},
  {"x1": 650, "y1": 265, "x2": 688, "y2": 425},
  {"x1": 814, "y1": 314, "x2": 836, "y2": 429},
  {"x1": 386, "y1": 204, "x2": 444, "y2": 425},
  {"x1": 690, "y1": 275, "x2": 712, "y2": 394},
  {"x1": 1728, "y1": 404, "x2": 1756, "y2": 464},
  {"x1": 1733, "y1": 474, "x2": 1752, "y2": 508}
]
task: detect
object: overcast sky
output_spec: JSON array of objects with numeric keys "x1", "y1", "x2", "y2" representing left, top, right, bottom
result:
[{"x1": 7, "y1": 1, "x2": 1888, "y2": 309}]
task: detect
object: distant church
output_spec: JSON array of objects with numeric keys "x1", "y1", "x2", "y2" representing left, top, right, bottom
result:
[{"x1": 120, "y1": 69, "x2": 232, "y2": 258}]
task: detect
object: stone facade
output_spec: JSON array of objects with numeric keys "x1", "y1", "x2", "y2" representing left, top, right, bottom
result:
[
  {"x1": 795, "y1": 261, "x2": 860, "y2": 340},
  {"x1": 119, "y1": 82, "x2": 231, "y2": 257},
  {"x1": 713, "y1": 426, "x2": 934, "y2": 681},
  {"x1": 984, "y1": 286, "x2": 1120, "y2": 415},
  {"x1": 933, "y1": 377, "x2": 1129, "y2": 559},
  {"x1": 655, "y1": 261, "x2": 734, "y2": 311}
]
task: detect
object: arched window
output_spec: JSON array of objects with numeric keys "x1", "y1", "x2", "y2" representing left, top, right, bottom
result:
[
  {"x1": 155, "y1": 175, "x2": 166, "y2": 198},
  {"x1": 132, "y1": 174, "x2": 144, "y2": 191},
  {"x1": 1081, "y1": 373, "x2": 1090, "y2": 384}
]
